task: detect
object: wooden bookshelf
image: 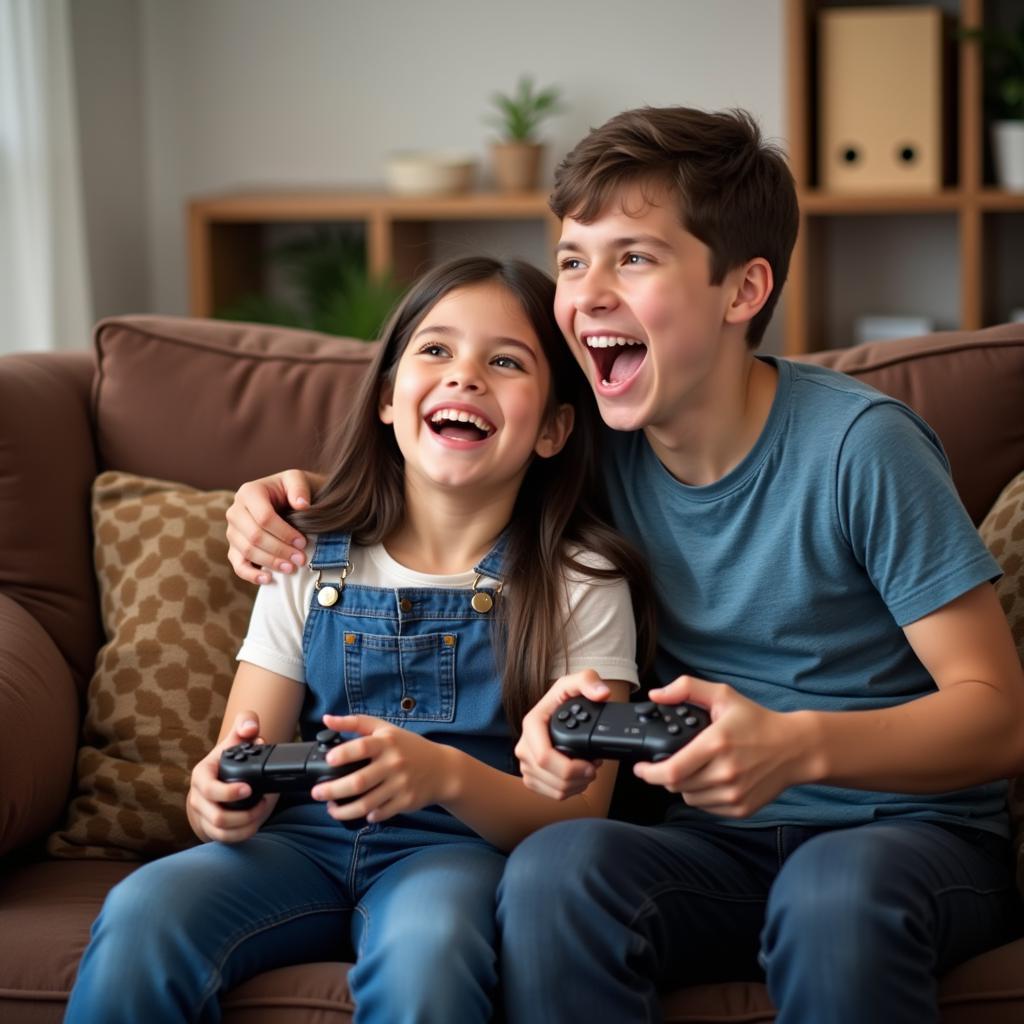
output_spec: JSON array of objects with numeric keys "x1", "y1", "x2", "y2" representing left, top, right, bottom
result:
[
  {"x1": 187, "y1": 190, "x2": 560, "y2": 318},
  {"x1": 783, "y1": 0, "x2": 1024, "y2": 354}
]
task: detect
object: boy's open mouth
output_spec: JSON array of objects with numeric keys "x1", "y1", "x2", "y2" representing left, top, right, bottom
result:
[
  {"x1": 585, "y1": 335, "x2": 648, "y2": 386},
  {"x1": 426, "y1": 407, "x2": 496, "y2": 443}
]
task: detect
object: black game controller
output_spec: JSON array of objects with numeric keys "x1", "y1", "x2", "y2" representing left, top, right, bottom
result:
[
  {"x1": 549, "y1": 698, "x2": 711, "y2": 762},
  {"x1": 218, "y1": 728, "x2": 370, "y2": 810}
]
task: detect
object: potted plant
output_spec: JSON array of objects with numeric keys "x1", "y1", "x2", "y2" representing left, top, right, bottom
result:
[
  {"x1": 486, "y1": 76, "x2": 563, "y2": 192},
  {"x1": 961, "y1": 17, "x2": 1024, "y2": 190}
]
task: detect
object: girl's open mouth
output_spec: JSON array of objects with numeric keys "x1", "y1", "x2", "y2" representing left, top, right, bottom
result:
[
  {"x1": 585, "y1": 335, "x2": 648, "y2": 387},
  {"x1": 426, "y1": 407, "x2": 496, "y2": 443}
]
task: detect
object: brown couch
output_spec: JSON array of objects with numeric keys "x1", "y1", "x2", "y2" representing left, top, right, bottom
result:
[{"x1": 1, "y1": 315, "x2": 1023, "y2": 1023}]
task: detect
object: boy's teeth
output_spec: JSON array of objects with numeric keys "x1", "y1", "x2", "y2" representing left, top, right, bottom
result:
[{"x1": 586, "y1": 336, "x2": 643, "y2": 348}]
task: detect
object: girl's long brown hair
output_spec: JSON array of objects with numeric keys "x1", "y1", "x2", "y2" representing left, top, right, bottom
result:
[{"x1": 290, "y1": 257, "x2": 655, "y2": 732}]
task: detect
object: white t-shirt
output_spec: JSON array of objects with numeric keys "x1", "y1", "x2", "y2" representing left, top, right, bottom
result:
[{"x1": 237, "y1": 540, "x2": 639, "y2": 689}]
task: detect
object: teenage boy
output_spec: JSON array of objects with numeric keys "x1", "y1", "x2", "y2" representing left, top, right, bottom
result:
[{"x1": 224, "y1": 107, "x2": 1023, "y2": 1023}]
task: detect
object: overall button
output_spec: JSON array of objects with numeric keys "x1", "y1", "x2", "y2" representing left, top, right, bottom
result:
[
  {"x1": 400, "y1": 696, "x2": 417, "y2": 712},
  {"x1": 399, "y1": 598, "x2": 413, "y2": 613}
]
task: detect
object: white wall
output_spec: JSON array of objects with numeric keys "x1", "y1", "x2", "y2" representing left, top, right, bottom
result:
[{"x1": 71, "y1": 0, "x2": 786, "y2": 348}]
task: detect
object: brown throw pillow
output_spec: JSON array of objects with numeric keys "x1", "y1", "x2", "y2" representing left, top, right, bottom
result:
[
  {"x1": 978, "y1": 468, "x2": 1024, "y2": 895},
  {"x1": 47, "y1": 471, "x2": 257, "y2": 860}
]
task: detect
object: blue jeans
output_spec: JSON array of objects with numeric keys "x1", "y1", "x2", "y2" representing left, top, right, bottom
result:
[
  {"x1": 497, "y1": 817, "x2": 1018, "y2": 1024},
  {"x1": 65, "y1": 818, "x2": 506, "y2": 1023}
]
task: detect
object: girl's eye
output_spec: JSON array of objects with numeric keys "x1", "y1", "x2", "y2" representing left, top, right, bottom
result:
[
  {"x1": 625, "y1": 253, "x2": 650, "y2": 266},
  {"x1": 558, "y1": 257, "x2": 584, "y2": 272},
  {"x1": 492, "y1": 355, "x2": 524, "y2": 371},
  {"x1": 418, "y1": 343, "x2": 449, "y2": 357}
]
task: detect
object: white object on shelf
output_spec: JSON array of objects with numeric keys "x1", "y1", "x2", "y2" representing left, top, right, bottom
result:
[
  {"x1": 853, "y1": 314, "x2": 934, "y2": 346},
  {"x1": 385, "y1": 151, "x2": 476, "y2": 196},
  {"x1": 992, "y1": 122, "x2": 1024, "y2": 192}
]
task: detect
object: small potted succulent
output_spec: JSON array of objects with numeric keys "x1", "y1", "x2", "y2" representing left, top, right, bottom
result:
[
  {"x1": 486, "y1": 76, "x2": 563, "y2": 192},
  {"x1": 961, "y1": 17, "x2": 1024, "y2": 190}
]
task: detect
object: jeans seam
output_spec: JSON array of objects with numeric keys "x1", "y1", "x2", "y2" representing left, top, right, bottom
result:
[
  {"x1": 628, "y1": 882, "x2": 766, "y2": 930},
  {"x1": 194, "y1": 902, "x2": 350, "y2": 1021}
]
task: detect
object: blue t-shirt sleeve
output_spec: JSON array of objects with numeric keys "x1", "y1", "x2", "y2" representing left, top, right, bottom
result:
[{"x1": 834, "y1": 401, "x2": 1000, "y2": 627}]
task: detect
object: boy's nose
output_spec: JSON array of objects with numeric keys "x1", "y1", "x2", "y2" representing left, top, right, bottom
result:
[{"x1": 574, "y1": 272, "x2": 618, "y2": 315}]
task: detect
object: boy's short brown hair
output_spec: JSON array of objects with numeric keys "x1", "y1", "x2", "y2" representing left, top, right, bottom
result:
[{"x1": 550, "y1": 106, "x2": 799, "y2": 348}]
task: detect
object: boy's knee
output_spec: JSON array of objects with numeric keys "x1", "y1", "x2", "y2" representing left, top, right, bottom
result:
[{"x1": 499, "y1": 818, "x2": 627, "y2": 918}]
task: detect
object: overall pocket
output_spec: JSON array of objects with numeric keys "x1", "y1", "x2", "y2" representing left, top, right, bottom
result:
[{"x1": 343, "y1": 632, "x2": 457, "y2": 722}]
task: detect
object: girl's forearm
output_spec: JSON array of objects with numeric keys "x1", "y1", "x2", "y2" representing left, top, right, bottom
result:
[{"x1": 436, "y1": 745, "x2": 612, "y2": 851}]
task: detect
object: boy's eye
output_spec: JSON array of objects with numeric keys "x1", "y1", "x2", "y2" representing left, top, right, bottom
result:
[
  {"x1": 558, "y1": 257, "x2": 584, "y2": 272},
  {"x1": 625, "y1": 253, "x2": 650, "y2": 265}
]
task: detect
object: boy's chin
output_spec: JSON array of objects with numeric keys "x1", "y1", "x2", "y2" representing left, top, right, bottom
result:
[{"x1": 594, "y1": 396, "x2": 651, "y2": 434}]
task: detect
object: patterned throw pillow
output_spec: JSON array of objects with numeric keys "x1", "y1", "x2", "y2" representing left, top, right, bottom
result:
[
  {"x1": 47, "y1": 472, "x2": 257, "y2": 860},
  {"x1": 978, "y1": 468, "x2": 1024, "y2": 895}
]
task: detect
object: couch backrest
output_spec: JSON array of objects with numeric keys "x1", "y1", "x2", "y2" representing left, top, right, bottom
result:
[{"x1": 93, "y1": 316, "x2": 379, "y2": 490}]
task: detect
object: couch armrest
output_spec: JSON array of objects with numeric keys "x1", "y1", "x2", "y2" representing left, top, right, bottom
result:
[
  {"x1": 0, "y1": 350, "x2": 102, "y2": 689},
  {"x1": 0, "y1": 593, "x2": 79, "y2": 856}
]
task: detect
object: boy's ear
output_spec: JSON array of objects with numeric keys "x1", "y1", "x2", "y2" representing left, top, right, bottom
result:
[
  {"x1": 724, "y1": 258, "x2": 773, "y2": 327},
  {"x1": 534, "y1": 403, "x2": 575, "y2": 459},
  {"x1": 378, "y1": 379, "x2": 395, "y2": 424}
]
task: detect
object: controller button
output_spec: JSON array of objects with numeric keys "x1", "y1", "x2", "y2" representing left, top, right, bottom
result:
[
  {"x1": 635, "y1": 701, "x2": 655, "y2": 716},
  {"x1": 667, "y1": 723, "x2": 681, "y2": 735},
  {"x1": 564, "y1": 718, "x2": 579, "y2": 729},
  {"x1": 575, "y1": 711, "x2": 590, "y2": 722},
  {"x1": 556, "y1": 710, "x2": 571, "y2": 721},
  {"x1": 684, "y1": 715, "x2": 698, "y2": 727},
  {"x1": 316, "y1": 728, "x2": 339, "y2": 745},
  {"x1": 570, "y1": 703, "x2": 582, "y2": 714},
  {"x1": 400, "y1": 696, "x2": 417, "y2": 712},
  {"x1": 231, "y1": 752, "x2": 247, "y2": 760}
]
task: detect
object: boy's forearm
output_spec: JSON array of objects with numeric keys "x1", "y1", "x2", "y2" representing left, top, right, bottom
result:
[
  {"x1": 798, "y1": 680, "x2": 1024, "y2": 793},
  {"x1": 436, "y1": 745, "x2": 612, "y2": 852}
]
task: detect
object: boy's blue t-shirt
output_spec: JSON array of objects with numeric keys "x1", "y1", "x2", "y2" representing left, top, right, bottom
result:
[{"x1": 603, "y1": 356, "x2": 1007, "y2": 835}]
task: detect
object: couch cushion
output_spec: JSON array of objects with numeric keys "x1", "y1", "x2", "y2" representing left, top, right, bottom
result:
[
  {"x1": 799, "y1": 322, "x2": 1024, "y2": 524},
  {"x1": 93, "y1": 316, "x2": 378, "y2": 491},
  {"x1": 46, "y1": 472, "x2": 256, "y2": 860},
  {"x1": 979, "y1": 468, "x2": 1024, "y2": 895}
]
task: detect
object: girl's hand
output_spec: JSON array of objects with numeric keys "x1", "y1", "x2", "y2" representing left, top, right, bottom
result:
[
  {"x1": 515, "y1": 670, "x2": 611, "y2": 801},
  {"x1": 633, "y1": 676, "x2": 813, "y2": 818},
  {"x1": 311, "y1": 714, "x2": 456, "y2": 823},
  {"x1": 187, "y1": 711, "x2": 280, "y2": 843},
  {"x1": 225, "y1": 470, "x2": 314, "y2": 585}
]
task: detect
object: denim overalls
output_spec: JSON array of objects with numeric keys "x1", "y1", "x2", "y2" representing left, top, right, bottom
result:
[{"x1": 65, "y1": 532, "x2": 514, "y2": 1024}]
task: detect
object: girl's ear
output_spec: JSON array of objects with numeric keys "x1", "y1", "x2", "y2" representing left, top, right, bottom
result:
[
  {"x1": 534, "y1": 403, "x2": 575, "y2": 459},
  {"x1": 378, "y1": 379, "x2": 395, "y2": 425}
]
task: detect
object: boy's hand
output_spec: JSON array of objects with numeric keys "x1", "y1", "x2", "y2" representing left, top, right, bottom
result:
[
  {"x1": 633, "y1": 676, "x2": 813, "y2": 818},
  {"x1": 310, "y1": 714, "x2": 455, "y2": 824},
  {"x1": 225, "y1": 470, "x2": 313, "y2": 585},
  {"x1": 187, "y1": 711, "x2": 279, "y2": 843},
  {"x1": 515, "y1": 670, "x2": 610, "y2": 801}
]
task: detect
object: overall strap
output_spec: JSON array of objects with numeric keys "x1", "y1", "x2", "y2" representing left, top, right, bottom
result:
[
  {"x1": 472, "y1": 531, "x2": 508, "y2": 583},
  {"x1": 307, "y1": 532, "x2": 352, "y2": 569}
]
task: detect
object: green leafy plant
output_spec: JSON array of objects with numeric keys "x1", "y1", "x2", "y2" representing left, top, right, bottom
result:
[
  {"x1": 486, "y1": 76, "x2": 563, "y2": 142},
  {"x1": 960, "y1": 18, "x2": 1024, "y2": 121},
  {"x1": 215, "y1": 227, "x2": 404, "y2": 340}
]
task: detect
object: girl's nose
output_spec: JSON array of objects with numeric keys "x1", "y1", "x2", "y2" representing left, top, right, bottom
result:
[{"x1": 444, "y1": 361, "x2": 484, "y2": 391}]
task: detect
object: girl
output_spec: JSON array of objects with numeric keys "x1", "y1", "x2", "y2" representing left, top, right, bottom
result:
[{"x1": 65, "y1": 257, "x2": 653, "y2": 1024}]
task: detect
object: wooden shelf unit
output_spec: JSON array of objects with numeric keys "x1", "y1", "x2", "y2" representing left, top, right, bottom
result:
[
  {"x1": 187, "y1": 190, "x2": 560, "y2": 318},
  {"x1": 783, "y1": 0, "x2": 1023, "y2": 355}
]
